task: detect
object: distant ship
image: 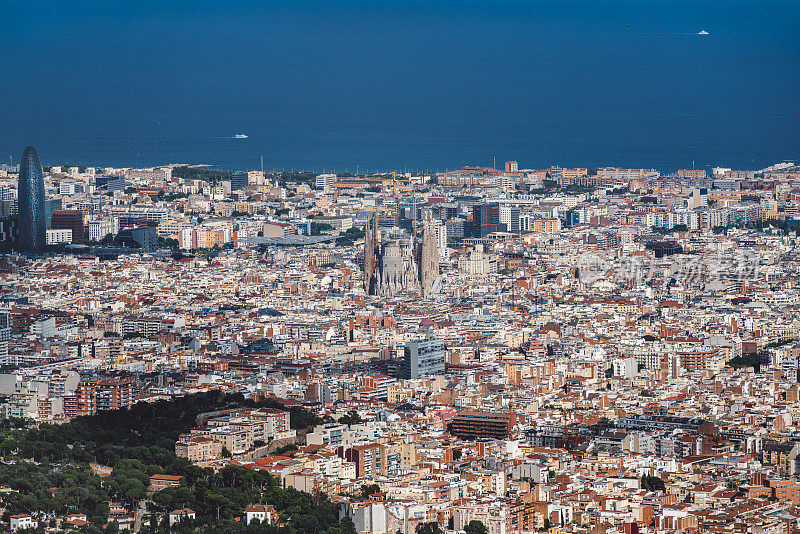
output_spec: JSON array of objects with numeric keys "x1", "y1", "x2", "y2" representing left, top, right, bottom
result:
[
  {"x1": 234, "y1": 133, "x2": 248, "y2": 139},
  {"x1": 698, "y1": 30, "x2": 709, "y2": 35}
]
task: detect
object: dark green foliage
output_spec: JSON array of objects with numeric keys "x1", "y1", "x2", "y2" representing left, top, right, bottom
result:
[
  {"x1": 335, "y1": 227, "x2": 365, "y2": 247},
  {"x1": 272, "y1": 444, "x2": 298, "y2": 456},
  {"x1": 416, "y1": 522, "x2": 443, "y2": 534},
  {"x1": 172, "y1": 166, "x2": 233, "y2": 183},
  {"x1": 158, "y1": 236, "x2": 180, "y2": 250},
  {"x1": 0, "y1": 391, "x2": 353, "y2": 533},
  {"x1": 651, "y1": 224, "x2": 688, "y2": 234},
  {"x1": 0, "y1": 462, "x2": 110, "y2": 523},
  {"x1": 310, "y1": 222, "x2": 333, "y2": 236},
  {"x1": 339, "y1": 410, "x2": 362, "y2": 426},
  {"x1": 641, "y1": 475, "x2": 666, "y2": 492},
  {"x1": 728, "y1": 352, "x2": 763, "y2": 372},
  {"x1": 150, "y1": 465, "x2": 352, "y2": 533},
  {"x1": 465, "y1": 520, "x2": 489, "y2": 534},
  {"x1": 562, "y1": 184, "x2": 595, "y2": 194},
  {"x1": 765, "y1": 339, "x2": 796, "y2": 349},
  {"x1": 252, "y1": 398, "x2": 323, "y2": 430},
  {"x1": 359, "y1": 484, "x2": 380, "y2": 498}
]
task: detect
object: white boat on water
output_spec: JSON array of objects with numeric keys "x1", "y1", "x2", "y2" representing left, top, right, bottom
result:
[
  {"x1": 698, "y1": 30, "x2": 709, "y2": 35},
  {"x1": 234, "y1": 133, "x2": 248, "y2": 139}
]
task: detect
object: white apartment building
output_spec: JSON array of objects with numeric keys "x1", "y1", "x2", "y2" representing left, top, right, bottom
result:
[
  {"x1": 46, "y1": 228, "x2": 72, "y2": 245},
  {"x1": 157, "y1": 218, "x2": 191, "y2": 237},
  {"x1": 315, "y1": 173, "x2": 336, "y2": 190},
  {"x1": 434, "y1": 219, "x2": 448, "y2": 259},
  {"x1": 59, "y1": 181, "x2": 84, "y2": 195},
  {"x1": 88, "y1": 218, "x2": 119, "y2": 241}
]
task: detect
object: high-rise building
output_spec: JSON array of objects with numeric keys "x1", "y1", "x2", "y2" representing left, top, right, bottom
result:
[
  {"x1": 230, "y1": 172, "x2": 249, "y2": 191},
  {"x1": 315, "y1": 173, "x2": 336, "y2": 191},
  {"x1": 51, "y1": 210, "x2": 85, "y2": 242},
  {"x1": 449, "y1": 410, "x2": 517, "y2": 440},
  {"x1": 44, "y1": 198, "x2": 62, "y2": 229},
  {"x1": 401, "y1": 332, "x2": 445, "y2": 379},
  {"x1": 16, "y1": 146, "x2": 46, "y2": 252},
  {"x1": 499, "y1": 205, "x2": 520, "y2": 233},
  {"x1": 342, "y1": 443, "x2": 386, "y2": 479},
  {"x1": 0, "y1": 309, "x2": 10, "y2": 365},
  {"x1": 0, "y1": 218, "x2": 18, "y2": 252},
  {"x1": 472, "y1": 204, "x2": 501, "y2": 237}
]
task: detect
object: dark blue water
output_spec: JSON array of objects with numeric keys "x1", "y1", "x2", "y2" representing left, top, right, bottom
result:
[{"x1": 1, "y1": 0, "x2": 798, "y2": 172}]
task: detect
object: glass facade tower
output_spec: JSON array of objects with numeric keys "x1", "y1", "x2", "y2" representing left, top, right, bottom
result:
[{"x1": 17, "y1": 146, "x2": 46, "y2": 252}]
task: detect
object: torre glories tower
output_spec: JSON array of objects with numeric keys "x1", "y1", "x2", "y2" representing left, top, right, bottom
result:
[{"x1": 16, "y1": 146, "x2": 46, "y2": 252}]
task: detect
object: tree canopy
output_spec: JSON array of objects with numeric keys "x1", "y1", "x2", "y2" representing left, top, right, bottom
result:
[
  {"x1": 0, "y1": 391, "x2": 353, "y2": 533},
  {"x1": 465, "y1": 520, "x2": 488, "y2": 534}
]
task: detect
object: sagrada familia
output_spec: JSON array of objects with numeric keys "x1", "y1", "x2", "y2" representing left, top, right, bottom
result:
[{"x1": 363, "y1": 216, "x2": 439, "y2": 298}]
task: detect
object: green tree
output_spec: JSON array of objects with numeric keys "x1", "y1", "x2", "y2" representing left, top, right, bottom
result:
[
  {"x1": 727, "y1": 352, "x2": 762, "y2": 372},
  {"x1": 416, "y1": 522, "x2": 443, "y2": 534},
  {"x1": 340, "y1": 410, "x2": 363, "y2": 425},
  {"x1": 360, "y1": 484, "x2": 380, "y2": 498},
  {"x1": 465, "y1": 520, "x2": 489, "y2": 534},
  {"x1": 311, "y1": 222, "x2": 334, "y2": 236},
  {"x1": 641, "y1": 475, "x2": 666, "y2": 492}
]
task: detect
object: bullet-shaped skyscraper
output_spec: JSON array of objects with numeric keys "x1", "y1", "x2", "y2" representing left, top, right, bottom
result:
[{"x1": 17, "y1": 146, "x2": 46, "y2": 252}]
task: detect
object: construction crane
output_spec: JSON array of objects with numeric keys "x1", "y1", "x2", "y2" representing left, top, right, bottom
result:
[
  {"x1": 392, "y1": 177, "x2": 399, "y2": 238},
  {"x1": 411, "y1": 186, "x2": 417, "y2": 238}
]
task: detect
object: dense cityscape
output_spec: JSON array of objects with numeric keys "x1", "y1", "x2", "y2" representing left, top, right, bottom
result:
[{"x1": 0, "y1": 145, "x2": 799, "y2": 533}]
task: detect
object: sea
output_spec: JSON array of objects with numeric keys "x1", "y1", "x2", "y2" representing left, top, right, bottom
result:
[{"x1": 1, "y1": 0, "x2": 798, "y2": 173}]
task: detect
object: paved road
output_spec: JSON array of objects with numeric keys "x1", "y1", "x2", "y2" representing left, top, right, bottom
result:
[{"x1": 133, "y1": 500, "x2": 147, "y2": 533}]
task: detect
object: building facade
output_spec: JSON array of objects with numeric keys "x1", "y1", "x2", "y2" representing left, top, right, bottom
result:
[{"x1": 16, "y1": 146, "x2": 46, "y2": 252}]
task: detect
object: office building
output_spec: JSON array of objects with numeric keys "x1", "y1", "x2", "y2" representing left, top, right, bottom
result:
[
  {"x1": 51, "y1": 210, "x2": 85, "y2": 242},
  {"x1": 449, "y1": 410, "x2": 517, "y2": 440},
  {"x1": 0, "y1": 309, "x2": 9, "y2": 365},
  {"x1": 0, "y1": 218, "x2": 18, "y2": 252},
  {"x1": 230, "y1": 171, "x2": 249, "y2": 191},
  {"x1": 472, "y1": 204, "x2": 501, "y2": 237},
  {"x1": 88, "y1": 218, "x2": 119, "y2": 242},
  {"x1": 44, "y1": 198, "x2": 63, "y2": 229},
  {"x1": 401, "y1": 332, "x2": 445, "y2": 379},
  {"x1": 315, "y1": 173, "x2": 336, "y2": 190},
  {"x1": 499, "y1": 205, "x2": 520, "y2": 233},
  {"x1": 16, "y1": 146, "x2": 46, "y2": 251},
  {"x1": 117, "y1": 226, "x2": 158, "y2": 252}
]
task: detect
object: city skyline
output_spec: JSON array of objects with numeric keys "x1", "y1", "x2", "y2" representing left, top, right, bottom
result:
[{"x1": 0, "y1": 0, "x2": 798, "y2": 532}]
